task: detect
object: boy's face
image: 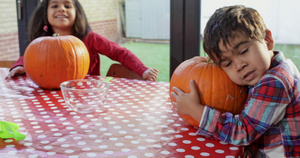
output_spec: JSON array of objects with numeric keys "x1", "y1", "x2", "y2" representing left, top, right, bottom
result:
[{"x1": 217, "y1": 31, "x2": 274, "y2": 86}]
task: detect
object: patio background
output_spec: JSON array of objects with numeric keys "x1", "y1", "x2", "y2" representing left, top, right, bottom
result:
[
  {"x1": 0, "y1": 0, "x2": 125, "y2": 61},
  {"x1": 0, "y1": 0, "x2": 299, "y2": 82}
]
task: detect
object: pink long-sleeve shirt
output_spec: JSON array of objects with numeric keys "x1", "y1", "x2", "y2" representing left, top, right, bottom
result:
[{"x1": 12, "y1": 31, "x2": 148, "y2": 76}]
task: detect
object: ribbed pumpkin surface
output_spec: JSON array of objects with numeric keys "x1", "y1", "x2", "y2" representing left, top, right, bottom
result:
[
  {"x1": 169, "y1": 57, "x2": 248, "y2": 127},
  {"x1": 24, "y1": 35, "x2": 90, "y2": 89}
]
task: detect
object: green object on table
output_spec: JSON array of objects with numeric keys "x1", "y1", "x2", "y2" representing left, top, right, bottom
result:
[
  {"x1": 104, "y1": 77, "x2": 113, "y2": 83},
  {"x1": 0, "y1": 121, "x2": 26, "y2": 141}
]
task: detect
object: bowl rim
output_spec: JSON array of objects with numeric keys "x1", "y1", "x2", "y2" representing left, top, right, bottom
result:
[{"x1": 60, "y1": 79, "x2": 109, "y2": 91}]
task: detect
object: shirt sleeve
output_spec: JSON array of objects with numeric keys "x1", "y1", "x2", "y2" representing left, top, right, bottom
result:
[
  {"x1": 86, "y1": 32, "x2": 148, "y2": 77},
  {"x1": 197, "y1": 75, "x2": 291, "y2": 146},
  {"x1": 10, "y1": 56, "x2": 24, "y2": 71}
]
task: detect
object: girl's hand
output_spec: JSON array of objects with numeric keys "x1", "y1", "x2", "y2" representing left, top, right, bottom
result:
[
  {"x1": 142, "y1": 68, "x2": 159, "y2": 81},
  {"x1": 171, "y1": 80, "x2": 204, "y2": 122},
  {"x1": 5, "y1": 66, "x2": 26, "y2": 80}
]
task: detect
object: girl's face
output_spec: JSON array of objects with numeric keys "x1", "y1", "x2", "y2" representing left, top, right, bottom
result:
[
  {"x1": 47, "y1": 0, "x2": 76, "y2": 35},
  {"x1": 217, "y1": 31, "x2": 274, "y2": 86}
]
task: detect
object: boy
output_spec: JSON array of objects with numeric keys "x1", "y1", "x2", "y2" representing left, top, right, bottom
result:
[{"x1": 171, "y1": 5, "x2": 300, "y2": 157}]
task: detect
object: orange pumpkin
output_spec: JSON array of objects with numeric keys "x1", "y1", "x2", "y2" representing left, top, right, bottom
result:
[
  {"x1": 169, "y1": 56, "x2": 248, "y2": 127},
  {"x1": 24, "y1": 35, "x2": 90, "y2": 89}
]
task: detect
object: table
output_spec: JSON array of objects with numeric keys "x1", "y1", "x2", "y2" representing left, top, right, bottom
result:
[{"x1": 0, "y1": 68, "x2": 243, "y2": 158}]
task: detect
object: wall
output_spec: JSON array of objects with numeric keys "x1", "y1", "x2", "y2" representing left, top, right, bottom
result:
[
  {"x1": 125, "y1": 0, "x2": 300, "y2": 44},
  {"x1": 0, "y1": 0, "x2": 124, "y2": 61},
  {"x1": 125, "y1": 0, "x2": 170, "y2": 40},
  {"x1": 80, "y1": 0, "x2": 124, "y2": 42},
  {"x1": 0, "y1": 0, "x2": 19, "y2": 61},
  {"x1": 201, "y1": 0, "x2": 300, "y2": 45}
]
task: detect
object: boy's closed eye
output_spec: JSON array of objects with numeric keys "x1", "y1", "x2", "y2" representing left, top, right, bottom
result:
[
  {"x1": 218, "y1": 56, "x2": 231, "y2": 67},
  {"x1": 221, "y1": 60, "x2": 232, "y2": 67},
  {"x1": 240, "y1": 48, "x2": 248, "y2": 55},
  {"x1": 220, "y1": 47, "x2": 249, "y2": 67}
]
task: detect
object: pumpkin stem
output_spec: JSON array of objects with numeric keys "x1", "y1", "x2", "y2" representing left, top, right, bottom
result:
[
  {"x1": 207, "y1": 57, "x2": 214, "y2": 64},
  {"x1": 52, "y1": 33, "x2": 60, "y2": 37}
]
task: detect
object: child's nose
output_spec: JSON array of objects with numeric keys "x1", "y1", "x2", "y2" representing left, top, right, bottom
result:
[
  {"x1": 236, "y1": 60, "x2": 247, "y2": 72},
  {"x1": 57, "y1": 5, "x2": 66, "y2": 12}
]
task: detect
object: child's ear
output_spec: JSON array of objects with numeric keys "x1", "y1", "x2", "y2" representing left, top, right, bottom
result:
[{"x1": 265, "y1": 30, "x2": 274, "y2": 50}]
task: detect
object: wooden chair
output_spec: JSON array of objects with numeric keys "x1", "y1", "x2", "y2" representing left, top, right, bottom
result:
[
  {"x1": 0, "y1": 60, "x2": 16, "y2": 68},
  {"x1": 106, "y1": 63, "x2": 144, "y2": 80}
]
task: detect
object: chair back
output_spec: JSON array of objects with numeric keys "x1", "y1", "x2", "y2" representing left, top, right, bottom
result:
[
  {"x1": 0, "y1": 61, "x2": 16, "y2": 68},
  {"x1": 106, "y1": 63, "x2": 144, "y2": 80}
]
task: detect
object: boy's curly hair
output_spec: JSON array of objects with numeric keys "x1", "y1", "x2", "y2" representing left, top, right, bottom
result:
[{"x1": 203, "y1": 5, "x2": 267, "y2": 65}]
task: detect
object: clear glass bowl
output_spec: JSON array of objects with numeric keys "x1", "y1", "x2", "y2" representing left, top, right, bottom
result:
[{"x1": 60, "y1": 79, "x2": 109, "y2": 113}]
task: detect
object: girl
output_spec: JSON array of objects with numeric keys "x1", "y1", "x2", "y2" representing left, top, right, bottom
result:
[{"x1": 6, "y1": 0, "x2": 158, "y2": 81}]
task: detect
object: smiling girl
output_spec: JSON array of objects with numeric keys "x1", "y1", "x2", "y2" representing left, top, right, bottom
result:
[{"x1": 6, "y1": 0, "x2": 158, "y2": 81}]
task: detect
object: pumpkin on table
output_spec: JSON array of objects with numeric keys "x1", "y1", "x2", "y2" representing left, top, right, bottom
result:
[
  {"x1": 169, "y1": 56, "x2": 248, "y2": 127},
  {"x1": 24, "y1": 34, "x2": 90, "y2": 89}
]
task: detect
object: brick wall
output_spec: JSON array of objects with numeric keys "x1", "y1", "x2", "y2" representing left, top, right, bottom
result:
[
  {"x1": 90, "y1": 19, "x2": 119, "y2": 42},
  {"x1": 79, "y1": 0, "x2": 124, "y2": 42},
  {"x1": 0, "y1": 0, "x2": 124, "y2": 61},
  {"x1": 0, "y1": 33, "x2": 19, "y2": 60},
  {"x1": 0, "y1": 0, "x2": 19, "y2": 61}
]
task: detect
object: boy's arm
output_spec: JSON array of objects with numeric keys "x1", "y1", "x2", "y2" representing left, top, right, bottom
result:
[
  {"x1": 198, "y1": 78, "x2": 290, "y2": 146},
  {"x1": 171, "y1": 80, "x2": 204, "y2": 122}
]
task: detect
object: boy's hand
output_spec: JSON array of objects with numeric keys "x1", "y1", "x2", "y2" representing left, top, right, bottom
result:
[
  {"x1": 5, "y1": 66, "x2": 25, "y2": 80},
  {"x1": 171, "y1": 80, "x2": 204, "y2": 122}
]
